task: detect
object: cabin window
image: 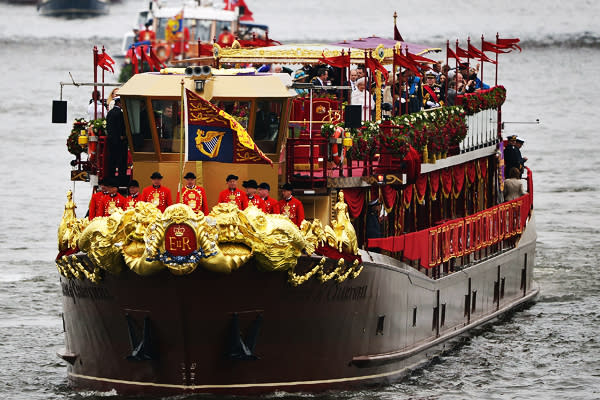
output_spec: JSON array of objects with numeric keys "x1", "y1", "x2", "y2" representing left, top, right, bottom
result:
[
  {"x1": 151, "y1": 99, "x2": 182, "y2": 153},
  {"x1": 215, "y1": 20, "x2": 234, "y2": 38},
  {"x1": 376, "y1": 315, "x2": 385, "y2": 335},
  {"x1": 212, "y1": 100, "x2": 251, "y2": 129},
  {"x1": 125, "y1": 97, "x2": 154, "y2": 153},
  {"x1": 252, "y1": 100, "x2": 283, "y2": 154},
  {"x1": 190, "y1": 19, "x2": 213, "y2": 42}
]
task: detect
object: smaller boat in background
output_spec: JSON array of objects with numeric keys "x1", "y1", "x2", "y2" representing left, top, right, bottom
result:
[{"x1": 37, "y1": 0, "x2": 109, "y2": 17}]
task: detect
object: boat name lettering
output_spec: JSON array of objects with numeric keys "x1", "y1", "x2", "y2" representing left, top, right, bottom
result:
[
  {"x1": 61, "y1": 282, "x2": 112, "y2": 300},
  {"x1": 327, "y1": 284, "x2": 368, "y2": 302}
]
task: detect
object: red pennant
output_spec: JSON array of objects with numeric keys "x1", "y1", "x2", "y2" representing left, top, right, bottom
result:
[
  {"x1": 318, "y1": 52, "x2": 350, "y2": 68},
  {"x1": 365, "y1": 55, "x2": 389, "y2": 82}
]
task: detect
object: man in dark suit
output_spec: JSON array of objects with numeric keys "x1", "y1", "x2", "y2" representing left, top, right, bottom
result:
[{"x1": 106, "y1": 96, "x2": 129, "y2": 185}]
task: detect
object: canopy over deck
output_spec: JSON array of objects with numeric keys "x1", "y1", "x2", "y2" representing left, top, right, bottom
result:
[{"x1": 217, "y1": 36, "x2": 441, "y2": 65}]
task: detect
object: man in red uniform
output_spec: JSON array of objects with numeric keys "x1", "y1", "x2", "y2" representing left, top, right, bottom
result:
[
  {"x1": 88, "y1": 179, "x2": 108, "y2": 220},
  {"x1": 141, "y1": 171, "x2": 173, "y2": 212},
  {"x1": 279, "y1": 183, "x2": 304, "y2": 227},
  {"x1": 242, "y1": 179, "x2": 266, "y2": 212},
  {"x1": 177, "y1": 172, "x2": 209, "y2": 214},
  {"x1": 218, "y1": 174, "x2": 248, "y2": 209},
  {"x1": 258, "y1": 182, "x2": 279, "y2": 214},
  {"x1": 217, "y1": 26, "x2": 235, "y2": 47},
  {"x1": 125, "y1": 180, "x2": 141, "y2": 210},
  {"x1": 101, "y1": 179, "x2": 126, "y2": 217},
  {"x1": 139, "y1": 20, "x2": 156, "y2": 42}
]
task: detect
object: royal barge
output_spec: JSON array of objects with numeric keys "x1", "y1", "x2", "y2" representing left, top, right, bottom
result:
[{"x1": 54, "y1": 28, "x2": 537, "y2": 395}]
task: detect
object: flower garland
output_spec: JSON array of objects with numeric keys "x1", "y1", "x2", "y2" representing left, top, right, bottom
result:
[
  {"x1": 457, "y1": 85, "x2": 506, "y2": 115},
  {"x1": 88, "y1": 118, "x2": 107, "y2": 136},
  {"x1": 67, "y1": 118, "x2": 88, "y2": 156}
]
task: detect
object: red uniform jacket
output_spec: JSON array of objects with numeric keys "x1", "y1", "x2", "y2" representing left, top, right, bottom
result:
[
  {"x1": 279, "y1": 196, "x2": 305, "y2": 227},
  {"x1": 139, "y1": 29, "x2": 156, "y2": 42},
  {"x1": 141, "y1": 185, "x2": 173, "y2": 212},
  {"x1": 177, "y1": 185, "x2": 209, "y2": 214},
  {"x1": 88, "y1": 191, "x2": 107, "y2": 220},
  {"x1": 101, "y1": 193, "x2": 126, "y2": 217},
  {"x1": 124, "y1": 193, "x2": 141, "y2": 210},
  {"x1": 262, "y1": 196, "x2": 280, "y2": 214},
  {"x1": 218, "y1": 188, "x2": 248, "y2": 209},
  {"x1": 247, "y1": 195, "x2": 266, "y2": 212}
]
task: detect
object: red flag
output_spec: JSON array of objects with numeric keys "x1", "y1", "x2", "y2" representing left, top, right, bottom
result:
[
  {"x1": 447, "y1": 46, "x2": 462, "y2": 60},
  {"x1": 497, "y1": 37, "x2": 522, "y2": 52},
  {"x1": 455, "y1": 45, "x2": 472, "y2": 59},
  {"x1": 481, "y1": 40, "x2": 509, "y2": 54},
  {"x1": 393, "y1": 52, "x2": 422, "y2": 76},
  {"x1": 468, "y1": 43, "x2": 496, "y2": 64},
  {"x1": 394, "y1": 24, "x2": 404, "y2": 42},
  {"x1": 139, "y1": 46, "x2": 153, "y2": 71},
  {"x1": 127, "y1": 47, "x2": 139, "y2": 74},
  {"x1": 406, "y1": 51, "x2": 434, "y2": 70},
  {"x1": 97, "y1": 52, "x2": 115, "y2": 73},
  {"x1": 318, "y1": 52, "x2": 350, "y2": 68},
  {"x1": 224, "y1": 0, "x2": 253, "y2": 21},
  {"x1": 149, "y1": 47, "x2": 166, "y2": 69},
  {"x1": 365, "y1": 55, "x2": 389, "y2": 82}
]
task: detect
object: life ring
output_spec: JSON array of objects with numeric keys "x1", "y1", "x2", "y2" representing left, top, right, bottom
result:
[
  {"x1": 155, "y1": 43, "x2": 171, "y2": 62},
  {"x1": 332, "y1": 126, "x2": 346, "y2": 165}
]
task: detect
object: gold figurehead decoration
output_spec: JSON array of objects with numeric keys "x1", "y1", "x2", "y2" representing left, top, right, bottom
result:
[{"x1": 56, "y1": 190, "x2": 362, "y2": 284}]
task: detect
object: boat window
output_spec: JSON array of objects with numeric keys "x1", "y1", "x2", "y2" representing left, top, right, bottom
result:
[
  {"x1": 212, "y1": 100, "x2": 251, "y2": 129},
  {"x1": 215, "y1": 20, "x2": 233, "y2": 36},
  {"x1": 137, "y1": 11, "x2": 148, "y2": 28},
  {"x1": 189, "y1": 19, "x2": 213, "y2": 42},
  {"x1": 124, "y1": 97, "x2": 154, "y2": 153},
  {"x1": 151, "y1": 99, "x2": 183, "y2": 153},
  {"x1": 155, "y1": 18, "x2": 168, "y2": 40},
  {"x1": 252, "y1": 100, "x2": 283, "y2": 154}
]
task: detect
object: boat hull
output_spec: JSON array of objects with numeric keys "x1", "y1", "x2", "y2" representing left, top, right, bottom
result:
[
  {"x1": 37, "y1": 0, "x2": 108, "y2": 17},
  {"x1": 59, "y1": 215, "x2": 537, "y2": 395}
]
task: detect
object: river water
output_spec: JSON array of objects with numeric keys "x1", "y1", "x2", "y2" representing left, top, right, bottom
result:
[{"x1": 0, "y1": 0, "x2": 599, "y2": 399}]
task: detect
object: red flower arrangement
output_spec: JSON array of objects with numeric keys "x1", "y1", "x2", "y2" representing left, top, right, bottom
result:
[{"x1": 457, "y1": 85, "x2": 506, "y2": 115}]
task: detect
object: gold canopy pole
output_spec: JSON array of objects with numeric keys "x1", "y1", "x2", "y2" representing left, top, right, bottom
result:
[{"x1": 178, "y1": 78, "x2": 185, "y2": 200}]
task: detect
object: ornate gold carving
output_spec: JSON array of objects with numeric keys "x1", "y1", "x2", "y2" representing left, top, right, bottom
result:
[
  {"x1": 56, "y1": 191, "x2": 363, "y2": 283},
  {"x1": 287, "y1": 258, "x2": 363, "y2": 287}
]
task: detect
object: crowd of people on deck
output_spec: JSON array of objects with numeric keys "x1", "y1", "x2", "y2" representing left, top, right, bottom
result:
[{"x1": 87, "y1": 172, "x2": 305, "y2": 227}]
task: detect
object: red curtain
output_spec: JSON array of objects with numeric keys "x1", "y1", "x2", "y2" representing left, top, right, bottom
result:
[
  {"x1": 466, "y1": 161, "x2": 476, "y2": 184},
  {"x1": 368, "y1": 235, "x2": 405, "y2": 252},
  {"x1": 403, "y1": 185, "x2": 413, "y2": 208},
  {"x1": 342, "y1": 188, "x2": 365, "y2": 219},
  {"x1": 453, "y1": 164, "x2": 465, "y2": 196},
  {"x1": 429, "y1": 170, "x2": 440, "y2": 199},
  {"x1": 478, "y1": 159, "x2": 488, "y2": 180},
  {"x1": 403, "y1": 230, "x2": 429, "y2": 268},
  {"x1": 382, "y1": 185, "x2": 396, "y2": 210},
  {"x1": 441, "y1": 168, "x2": 453, "y2": 197},
  {"x1": 415, "y1": 174, "x2": 428, "y2": 203}
]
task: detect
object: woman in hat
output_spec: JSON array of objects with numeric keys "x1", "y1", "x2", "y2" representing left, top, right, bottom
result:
[{"x1": 177, "y1": 172, "x2": 208, "y2": 214}]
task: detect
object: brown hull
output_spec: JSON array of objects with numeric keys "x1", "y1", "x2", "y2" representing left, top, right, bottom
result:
[{"x1": 59, "y1": 217, "x2": 537, "y2": 395}]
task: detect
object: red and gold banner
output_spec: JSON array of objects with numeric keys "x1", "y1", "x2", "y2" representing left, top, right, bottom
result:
[{"x1": 186, "y1": 89, "x2": 272, "y2": 165}]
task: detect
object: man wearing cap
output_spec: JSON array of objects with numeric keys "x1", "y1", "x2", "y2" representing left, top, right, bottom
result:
[
  {"x1": 217, "y1": 26, "x2": 235, "y2": 47},
  {"x1": 218, "y1": 174, "x2": 248, "y2": 209},
  {"x1": 258, "y1": 182, "x2": 279, "y2": 214},
  {"x1": 422, "y1": 71, "x2": 443, "y2": 109},
  {"x1": 125, "y1": 180, "x2": 141, "y2": 210},
  {"x1": 366, "y1": 199, "x2": 383, "y2": 241},
  {"x1": 88, "y1": 179, "x2": 108, "y2": 220},
  {"x1": 279, "y1": 183, "x2": 304, "y2": 227},
  {"x1": 504, "y1": 135, "x2": 527, "y2": 174},
  {"x1": 100, "y1": 179, "x2": 127, "y2": 217},
  {"x1": 141, "y1": 172, "x2": 173, "y2": 212},
  {"x1": 106, "y1": 96, "x2": 129, "y2": 186},
  {"x1": 139, "y1": 20, "x2": 156, "y2": 42},
  {"x1": 177, "y1": 172, "x2": 208, "y2": 214},
  {"x1": 243, "y1": 179, "x2": 266, "y2": 212}
]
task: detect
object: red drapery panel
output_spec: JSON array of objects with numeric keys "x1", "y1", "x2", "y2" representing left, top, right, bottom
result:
[
  {"x1": 403, "y1": 230, "x2": 429, "y2": 268},
  {"x1": 382, "y1": 185, "x2": 396, "y2": 210},
  {"x1": 429, "y1": 170, "x2": 440, "y2": 199},
  {"x1": 453, "y1": 164, "x2": 465, "y2": 196},
  {"x1": 415, "y1": 174, "x2": 428, "y2": 203},
  {"x1": 403, "y1": 185, "x2": 413, "y2": 208},
  {"x1": 441, "y1": 168, "x2": 453, "y2": 197},
  {"x1": 478, "y1": 158, "x2": 488, "y2": 180},
  {"x1": 367, "y1": 235, "x2": 405, "y2": 252},
  {"x1": 342, "y1": 188, "x2": 365, "y2": 218},
  {"x1": 526, "y1": 166, "x2": 533, "y2": 207},
  {"x1": 466, "y1": 161, "x2": 476, "y2": 184}
]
